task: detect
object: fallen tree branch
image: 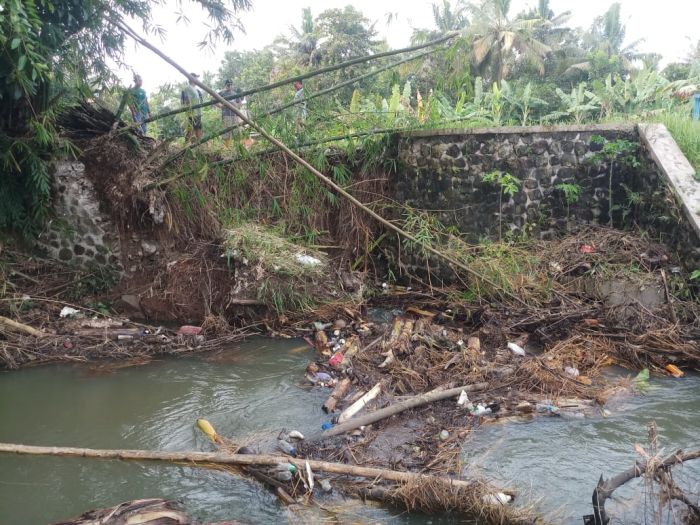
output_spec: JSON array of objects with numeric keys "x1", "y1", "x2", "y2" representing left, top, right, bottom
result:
[
  {"x1": 0, "y1": 442, "x2": 478, "y2": 490},
  {"x1": 592, "y1": 448, "x2": 700, "y2": 524},
  {"x1": 318, "y1": 382, "x2": 489, "y2": 439},
  {"x1": 0, "y1": 315, "x2": 47, "y2": 338}
]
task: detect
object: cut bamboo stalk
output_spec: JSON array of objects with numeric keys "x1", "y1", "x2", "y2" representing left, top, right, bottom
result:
[
  {"x1": 321, "y1": 383, "x2": 489, "y2": 439},
  {"x1": 323, "y1": 378, "x2": 352, "y2": 413},
  {"x1": 0, "y1": 443, "x2": 477, "y2": 490},
  {"x1": 338, "y1": 382, "x2": 382, "y2": 423},
  {"x1": 0, "y1": 315, "x2": 47, "y2": 338}
]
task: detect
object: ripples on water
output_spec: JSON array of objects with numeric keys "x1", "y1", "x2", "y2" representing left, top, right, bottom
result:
[{"x1": 0, "y1": 340, "x2": 698, "y2": 525}]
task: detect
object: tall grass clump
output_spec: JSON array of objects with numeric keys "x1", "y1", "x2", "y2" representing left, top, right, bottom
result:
[{"x1": 658, "y1": 112, "x2": 700, "y2": 179}]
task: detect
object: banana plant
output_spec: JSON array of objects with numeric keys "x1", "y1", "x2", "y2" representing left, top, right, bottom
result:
[
  {"x1": 503, "y1": 81, "x2": 547, "y2": 125},
  {"x1": 545, "y1": 82, "x2": 600, "y2": 124}
]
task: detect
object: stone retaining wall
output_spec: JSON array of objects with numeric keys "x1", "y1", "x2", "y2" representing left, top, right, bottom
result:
[
  {"x1": 393, "y1": 124, "x2": 700, "y2": 270},
  {"x1": 36, "y1": 161, "x2": 122, "y2": 270}
]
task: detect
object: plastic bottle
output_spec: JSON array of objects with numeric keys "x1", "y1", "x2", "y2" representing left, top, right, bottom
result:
[{"x1": 277, "y1": 439, "x2": 297, "y2": 457}]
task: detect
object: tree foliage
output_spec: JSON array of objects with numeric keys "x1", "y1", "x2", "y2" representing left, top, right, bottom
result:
[{"x1": 0, "y1": 0, "x2": 251, "y2": 235}]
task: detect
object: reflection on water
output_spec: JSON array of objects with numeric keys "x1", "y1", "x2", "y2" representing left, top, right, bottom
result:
[{"x1": 0, "y1": 339, "x2": 699, "y2": 525}]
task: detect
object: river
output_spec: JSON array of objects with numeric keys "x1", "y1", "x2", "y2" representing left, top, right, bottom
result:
[{"x1": 0, "y1": 339, "x2": 698, "y2": 524}]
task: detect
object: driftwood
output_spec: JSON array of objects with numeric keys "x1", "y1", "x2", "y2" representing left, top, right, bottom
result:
[
  {"x1": 0, "y1": 442, "x2": 477, "y2": 490},
  {"x1": 319, "y1": 382, "x2": 489, "y2": 439},
  {"x1": 591, "y1": 448, "x2": 700, "y2": 524},
  {"x1": 51, "y1": 498, "x2": 244, "y2": 525},
  {"x1": 322, "y1": 378, "x2": 351, "y2": 413},
  {"x1": 0, "y1": 315, "x2": 47, "y2": 338}
]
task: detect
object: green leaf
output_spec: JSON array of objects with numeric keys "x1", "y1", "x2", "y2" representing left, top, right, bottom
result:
[
  {"x1": 11, "y1": 37, "x2": 21, "y2": 49},
  {"x1": 17, "y1": 55, "x2": 26, "y2": 71}
]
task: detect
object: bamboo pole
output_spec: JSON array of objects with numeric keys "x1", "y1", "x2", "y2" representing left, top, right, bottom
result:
[
  {"x1": 0, "y1": 315, "x2": 47, "y2": 338},
  {"x1": 156, "y1": 47, "x2": 439, "y2": 172},
  {"x1": 212, "y1": 126, "x2": 414, "y2": 167},
  {"x1": 109, "y1": 16, "x2": 528, "y2": 307},
  {"x1": 0, "y1": 442, "x2": 476, "y2": 489},
  {"x1": 134, "y1": 32, "x2": 458, "y2": 128},
  {"x1": 319, "y1": 382, "x2": 489, "y2": 439}
]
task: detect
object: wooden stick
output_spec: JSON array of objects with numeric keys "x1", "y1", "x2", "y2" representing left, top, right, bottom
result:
[
  {"x1": 320, "y1": 383, "x2": 489, "y2": 439},
  {"x1": 109, "y1": 16, "x2": 527, "y2": 307},
  {"x1": 0, "y1": 443, "x2": 476, "y2": 489},
  {"x1": 323, "y1": 378, "x2": 351, "y2": 413},
  {"x1": 337, "y1": 382, "x2": 381, "y2": 423},
  {"x1": 0, "y1": 315, "x2": 47, "y2": 338}
]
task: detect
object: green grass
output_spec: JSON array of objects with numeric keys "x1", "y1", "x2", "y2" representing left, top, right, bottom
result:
[
  {"x1": 224, "y1": 222, "x2": 327, "y2": 278},
  {"x1": 658, "y1": 112, "x2": 700, "y2": 180},
  {"x1": 224, "y1": 222, "x2": 328, "y2": 314}
]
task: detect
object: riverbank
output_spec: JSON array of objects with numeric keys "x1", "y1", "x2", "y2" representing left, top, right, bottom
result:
[{"x1": 2, "y1": 223, "x2": 700, "y2": 523}]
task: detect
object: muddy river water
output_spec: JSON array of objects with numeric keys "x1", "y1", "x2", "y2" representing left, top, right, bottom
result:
[{"x1": 1, "y1": 339, "x2": 698, "y2": 524}]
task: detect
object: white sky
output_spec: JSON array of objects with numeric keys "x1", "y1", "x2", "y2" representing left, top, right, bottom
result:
[{"x1": 122, "y1": 0, "x2": 700, "y2": 92}]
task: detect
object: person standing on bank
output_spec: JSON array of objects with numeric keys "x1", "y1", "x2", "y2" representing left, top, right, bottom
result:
[
  {"x1": 181, "y1": 73, "x2": 203, "y2": 142},
  {"x1": 128, "y1": 74, "x2": 151, "y2": 134},
  {"x1": 293, "y1": 79, "x2": 307, "y2": 133},
  {"x1": 218, "y1": 79, "x2": 242, "y2": 147}
]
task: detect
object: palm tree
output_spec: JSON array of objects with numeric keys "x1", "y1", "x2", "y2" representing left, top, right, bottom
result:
[
  {"x1": 568, "y1": 3, "x2": 642, "y2": 77},
  {"x1": 287, "y1": 7, "x2": 319, "y2": 66},
  {"x1": 468, "y1": 0, "x2": 551, "y2": 86}
]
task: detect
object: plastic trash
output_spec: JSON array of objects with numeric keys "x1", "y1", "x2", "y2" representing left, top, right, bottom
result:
[
  {"x1": 457, "y1": 390, "x2": 470, "y2": 406},
  {"x1": 328, "y1": 351, "x2": 344, "y2": 368},
  {"x1": 319, "y1": 478, "x2": 332, "y2": 493},
  {"x1": 59, "y1": 306, "x2": 81, "y2": 318},
  {"x1": 287, "y1": 430, "x2": 305, "y2": 440},
  {"x1": 296, "y1": 254, "x2": 322, "y2": 266},
  {"x1": 507, "y1": 342, "x2": 526, "y2": 356},
  {"x1": 321, "y1": 421, "x2": 334, "y2": 431},
  {"x1": 471, "y1": 404, "x2": 492, "y2": 416},
  {"x1": 177, "y1": 325, "x2": 202, "y2": 335},
  {"x1": 275, "y1": 462, "x2": 298, "y2": 473},
  {"x1": 277, "y1": 439, "x2": 297, "y2": 457},
  {"x1": 535, "y1": 402, "x2": 560, "y2": 414},
  {"x1": 439, "y1": 430, "x2": 449, "y2": 440},
  {"x1": 482, "y1": 492, "x2": 512, "y2": 505},
  {"x1": 274, "y1": 470, "x2": 293, "y2": 482},
  {"x1": 578, "y1": 244, "x2": 596, "y2": 254},
  {"x1": 309, "y1": 372, "x2": 333, "y2": 384},
  {"x1": 564, "y1": 366, "x2": 580, "y2": 378},
  {"x1": 665, "y1": 364, "x2": 684, "y2": 378},
  {"x1": 634, "y1": 368, "x2": 651, "y2": 393}
]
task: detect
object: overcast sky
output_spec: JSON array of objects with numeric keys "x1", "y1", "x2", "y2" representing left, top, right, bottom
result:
[{"x1": 122, "y1": 0, "x2": 700, "y2": 92}]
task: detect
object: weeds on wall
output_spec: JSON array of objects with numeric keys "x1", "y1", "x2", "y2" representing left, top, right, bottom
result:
[
  {"x1": 481, "y1": 170, "x2": 521, "y2": 240},
  {"x1": 588, "y1": 136, "x2": 640, "y2": 226},
  {"x1": 554, "y1": 182, "x2": 582, "y2": 219}
]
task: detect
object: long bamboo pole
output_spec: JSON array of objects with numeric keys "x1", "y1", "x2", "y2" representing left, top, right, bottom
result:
[
  {"x1": 319, "y1": 382, "x2": 489, "y2": 439},
  {"x1": 0, "y1": 443, "x2": 476, "y2": 489},
  {"x1": 109, "y1": 16, "x2": 527, "y2": 306},
  {"x1": 135, "y1": 32, "x2": 458, "y2": 128},
  {"x1": 212, "y1": 125, "x2": 414, "y2": 167},
  {"x1": 156, "y1": 47, "x2": 438, "y2": 172}
]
